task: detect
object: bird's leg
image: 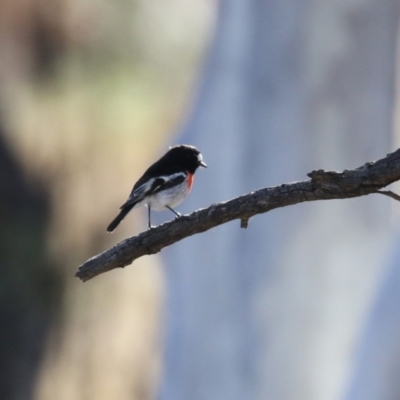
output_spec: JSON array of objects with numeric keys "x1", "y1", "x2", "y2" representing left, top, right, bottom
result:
[
  {"x1": 148, "y1": 206, "x2": 153, "y2": 230},
  {"x1": 166, "y1": 206, "x2": 181, "y2": 219}
]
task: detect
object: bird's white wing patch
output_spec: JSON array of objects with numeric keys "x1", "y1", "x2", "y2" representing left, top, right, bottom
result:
[
  {"x1": 131, "y1": 172, "x2": 186, "y2": 199},
  {"x1": 161, "y1": 172, "x2": 187, "y2": 183},
  {"x1": 131, "y1": 178, "x2": 161, "y2": 199}
]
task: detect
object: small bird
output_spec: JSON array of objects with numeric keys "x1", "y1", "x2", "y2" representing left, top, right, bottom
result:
[{"x1": 107, "y1": 144, "x2": 207, "y2": 232}]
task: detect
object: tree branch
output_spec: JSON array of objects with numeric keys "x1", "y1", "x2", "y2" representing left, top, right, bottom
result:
[
  {"x1": 76, "y1": 148, "x2": 400, "y2": 282},
  {"x1": 377, "y1": 190, "x2": 400, "y2": 201}
]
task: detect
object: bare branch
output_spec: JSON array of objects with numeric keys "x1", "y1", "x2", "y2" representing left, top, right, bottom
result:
[
  {"x1": 377, "y1": 190, "x2": 400, "y2": 201},
  {"x1": 76, "y1": 148, "x2": 400, "y2": 282}
]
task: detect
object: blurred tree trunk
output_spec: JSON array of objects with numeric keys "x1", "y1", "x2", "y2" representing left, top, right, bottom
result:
[
  {"x1": 0, "y1": 2, "x2": 66, "y2": 398},
  {"x1": 0, "y1": 127, "x2": 62, "y2": 399},
  {"x1": 0, "y1": 2, "x2": 161, "y2": 400},
  {"x1": 158, "y1": 1, "x2": 400, "y2": 400}
]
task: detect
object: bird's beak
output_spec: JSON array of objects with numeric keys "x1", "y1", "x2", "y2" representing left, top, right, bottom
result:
[{"x1": 199, "y1": 161, "x2": 207, "y2": 168}]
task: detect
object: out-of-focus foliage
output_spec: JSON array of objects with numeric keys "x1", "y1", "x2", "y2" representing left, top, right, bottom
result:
[{"x1": 0, "y1": 0, "x2": 214, "y2": 399}]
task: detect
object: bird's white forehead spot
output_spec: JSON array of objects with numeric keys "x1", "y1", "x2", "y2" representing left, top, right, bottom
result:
[{"x1": 198, "y1": 153, "x2": 203, "y2": 162}]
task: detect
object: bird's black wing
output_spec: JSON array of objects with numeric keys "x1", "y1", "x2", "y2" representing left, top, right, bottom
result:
[
  {"x1": 151, "y1": 173, "x2": 187, "y2": 194},
  {"x1": 119, "y1": 172, "x2": 187, "y2": 209}
]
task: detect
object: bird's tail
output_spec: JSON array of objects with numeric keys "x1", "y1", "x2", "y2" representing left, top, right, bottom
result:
[{"x1": 107, "y1": 203, "x2": 135, "y2": 232}]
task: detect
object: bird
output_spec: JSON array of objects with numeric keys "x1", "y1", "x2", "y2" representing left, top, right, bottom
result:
[{"x1": 107, "y1": 144, "x2": 207, "y2": 232}]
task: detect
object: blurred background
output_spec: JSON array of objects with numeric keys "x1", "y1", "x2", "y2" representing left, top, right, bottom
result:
[
  {"x1": 2, "y1": 0, "x2": 400, "y2": 400},
  {"x1": 0, "y1": 0, "x2": 213, "y2": 399}
]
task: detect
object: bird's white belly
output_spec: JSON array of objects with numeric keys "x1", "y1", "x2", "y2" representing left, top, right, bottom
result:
[{"x1": 145, "y1": 182, "x2": 190, "y2": 211}]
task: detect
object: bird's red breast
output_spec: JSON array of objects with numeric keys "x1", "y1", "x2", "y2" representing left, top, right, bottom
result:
[{"x1": 187, "y1": 172, "x2": 194, "y2": 192}]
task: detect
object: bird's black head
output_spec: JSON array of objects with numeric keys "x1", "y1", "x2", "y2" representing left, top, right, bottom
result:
[{"x1": 166, "y1": 144, "x2": 207, "y2": 174}]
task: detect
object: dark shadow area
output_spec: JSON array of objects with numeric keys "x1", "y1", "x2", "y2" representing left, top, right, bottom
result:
[{"x1": 0, "y1": 127, "x2": 64, "y2": 399}]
